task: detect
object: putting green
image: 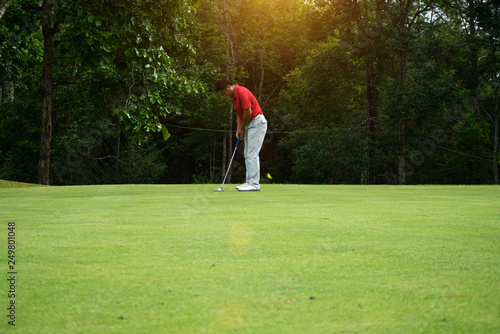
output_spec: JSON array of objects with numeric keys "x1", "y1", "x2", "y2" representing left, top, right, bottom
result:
[{"x1": 0, "y1": 184, "x2": 499, "y2": 333}]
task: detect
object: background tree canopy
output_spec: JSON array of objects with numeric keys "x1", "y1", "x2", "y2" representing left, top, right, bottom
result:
[{"x1": 0, "y1": 0, "x2": 498, "y2": 185}]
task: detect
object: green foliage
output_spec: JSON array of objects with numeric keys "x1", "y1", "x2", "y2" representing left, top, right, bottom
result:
[
  {"x1": 192, "y1": 170, "x2": 211, "y2": 184},
  {"x1": 49, "y1": 66, "x2": 169, "y2": 185},
  {"x1": 280, "y1": 127, "x2": 370, "y2": 184},
  {"x1": 0, "y1": 1, "x2": 43, "y2": 92},
  {"x1": 280, "y1": 39, "x2": 364, "y2": 130},
  {"x1": 439, "y1": 115, "x2": 493, "y2": 184},
  {"x1": 60, "y1": 0, "x2": 204, "y2": 145},
  {"x1": 196, "y1": 0, "x2": 311, "y2": 97},
  {"x1": 52, "y1": 131, "x2": 167, "y2": 185},
  {"x1": 383, "y1": 61, "x2": 466, "y2": 137},
  {"x1": 0, "y1": 94, "x2": 40, "y2": 183}
]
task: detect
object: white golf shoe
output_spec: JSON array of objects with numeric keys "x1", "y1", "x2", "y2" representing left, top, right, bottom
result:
[
  {"x1": 237, "y1": 183, "x2": 260, "y2": 192},
  {"x1": 236, "y1": 183, "x2": 248, "y2": 190}
]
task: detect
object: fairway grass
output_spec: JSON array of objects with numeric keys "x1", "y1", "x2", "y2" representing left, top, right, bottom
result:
[{"x1": 0, "y1": 184, "x2": 499, "y2": 333}]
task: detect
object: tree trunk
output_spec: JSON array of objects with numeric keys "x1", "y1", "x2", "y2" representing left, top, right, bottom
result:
[
  {"x1": 493, "y1": 64, "x2": 499, "y2": 184},
  {"x1": 226, "y1": 106, "x2": 234, "y2": 183},
  {"x1": 258, "y1": 65, "x2": 264, "y2": 103},
  {"x1": 116, "y1": 115, "x2": 121, "y2": 168},
  {"x1": 222, "y1": 129, "x2": 227, "y2": 182},
  {"x1": 491, "y1": 30, "x2": 499, "y2": 184},
  {"x1": 397, "y1": 121, "x2": 406, "y2": 185},
  {"x1": 38, "y1": 2, "x2": 58, "y2": 185},
  {"x1": 257, "y1": 26, "x2": 265, "y2": 102},
  {"x1": 494, "y1": 114, "x2": 499, "y2": 185},
  {"x1": 1, "y1": 81, "x2": 14, "y2": 103},
  {"x1": 0, "y1": 0, "x2": 13, "y2": 20},
  {"x1": 366, "y1": 65, "x2": 379, "y2": 183},
  {"x1": 468, "y1": 0, "x2": 481, "y2": 118},
  {"x1": 215, "y1": 0, "x2": 237, "y2": 184},
  {"x1": 396, "y1": 51, "x2": 407, "y2": 185}
]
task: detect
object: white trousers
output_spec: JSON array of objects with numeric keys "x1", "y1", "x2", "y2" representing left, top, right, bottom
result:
[{"x1": 244, "y1": 114, "x2": 267, "y2": 186}]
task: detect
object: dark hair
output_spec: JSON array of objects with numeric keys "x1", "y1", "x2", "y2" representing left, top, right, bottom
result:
[{"x1": 215, "y1": 78, "x2": 233, "y2": 92}]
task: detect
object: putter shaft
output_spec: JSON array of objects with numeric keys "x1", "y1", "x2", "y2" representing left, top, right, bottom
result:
[{"x1": 220, "y1": 136, "x2": 240, "y2": 189}]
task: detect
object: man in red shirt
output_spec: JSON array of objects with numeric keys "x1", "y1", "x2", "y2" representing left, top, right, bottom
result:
[{"x1": 215, "y1": 79, "x2": 268, "y2": 191}]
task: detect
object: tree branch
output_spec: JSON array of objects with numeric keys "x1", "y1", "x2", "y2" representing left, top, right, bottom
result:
[{"x1": 0, "y1": 0, "x2": 13, "y2": 20}]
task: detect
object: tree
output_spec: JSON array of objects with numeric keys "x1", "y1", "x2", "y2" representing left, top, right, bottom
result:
[
  {"x1": 2, "y1": 0, "x2": 205, "y2": 184},
  {"x1": 305, "y1": 0, "x2": 391, "y2": 183},
  {"x1": 195, "y1": 0, "x2": 311, "y2": 183},
  {"x1": 196, "y1": 0, "x2": 240, "y2": 183},
  {"x1": 476, "y1": 0, "x2": 500, "y2": 184},
  {"x1": 39, "y1": 0, "x2": 61, "y2": 185},
  {"x1": 2, "y1": 0, "x2": 498, "y2": 185},
  {"x1": 44, "y1": 0, "x2": 202, "y2": 184},
  {"x1": 383, "y1": 0, "x2": 437, "y2": 184},
  {"x1": 434, "y1": 0, "x2": 500, "y2": 184}
]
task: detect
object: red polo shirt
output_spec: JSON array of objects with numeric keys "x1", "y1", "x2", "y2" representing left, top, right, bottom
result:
[{"x1": 232, "y1": 85, "x2": 263, "y2": 121}]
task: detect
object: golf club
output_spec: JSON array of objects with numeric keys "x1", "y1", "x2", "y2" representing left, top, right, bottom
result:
[{"x1": 214, "y1": 135, "x2": 240, "y2": 192}]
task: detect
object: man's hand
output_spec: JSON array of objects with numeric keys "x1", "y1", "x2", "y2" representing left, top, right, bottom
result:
[
  {"x1": 236, "y1": 127, "x2": 245, "y2": 139},
  {"x1": 236, "y1": 108, "x2": 251, "y2": 140}
]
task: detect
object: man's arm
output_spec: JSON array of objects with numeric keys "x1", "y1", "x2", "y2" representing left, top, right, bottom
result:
[{"x1": 236, "y1": 108, "x2": 252, "y2": 138}]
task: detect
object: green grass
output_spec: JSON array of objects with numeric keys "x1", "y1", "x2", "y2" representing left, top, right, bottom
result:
[
  {"x1": 0, "y1": 179, "x2": 45, "y2": 188},
  {"x1": 0, "y1": 184, "x2": 499, "y2": 333}
]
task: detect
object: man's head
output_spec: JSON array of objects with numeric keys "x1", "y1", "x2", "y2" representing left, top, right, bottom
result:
[{"x1": 215, "y1": 79, "x2": 235, "y2": 97}]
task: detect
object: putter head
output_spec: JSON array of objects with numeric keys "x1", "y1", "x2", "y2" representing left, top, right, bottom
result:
[{"x1": 213, "y1": 188, "x2": 224, "y2": 192}]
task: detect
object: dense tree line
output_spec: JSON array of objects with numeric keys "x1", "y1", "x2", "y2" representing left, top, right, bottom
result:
[{"x1": 0, "y1": 0, "x2": 498, "y2": 185}]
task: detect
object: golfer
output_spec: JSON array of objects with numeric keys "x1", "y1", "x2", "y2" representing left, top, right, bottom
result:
[{"x1": 215, "y1": 79, "x2": 267, "y2": 191}]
